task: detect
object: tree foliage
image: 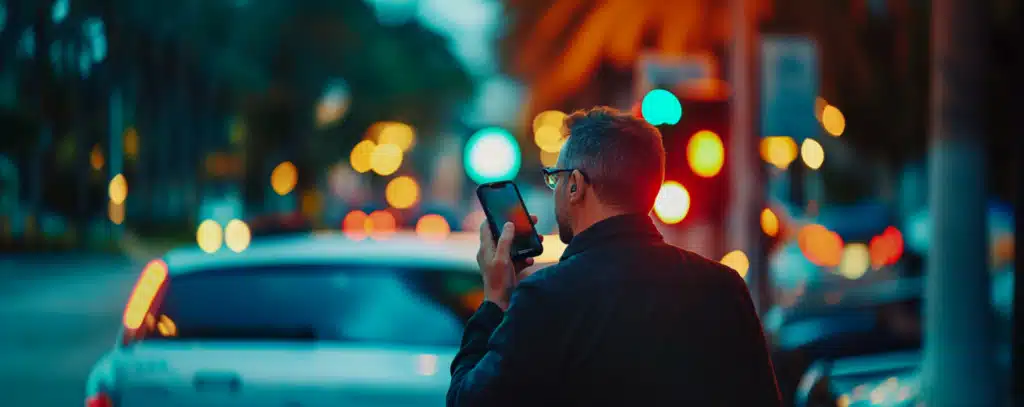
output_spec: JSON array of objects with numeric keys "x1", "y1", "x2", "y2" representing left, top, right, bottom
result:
[
  {"x1": 4, "y1": 0, "x2": 472, "y2": 154},
  {"x1": 2, "y1": 0, "x2": 475, "y2": 215}
]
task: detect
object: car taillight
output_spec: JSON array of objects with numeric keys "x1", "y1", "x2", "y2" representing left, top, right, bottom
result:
[
  {"x1": 86, "y1": 392, "x2": 112, "y2": 407},
  {"x1": 123, "y1": 259, "x2": 169, "y2": 330}
]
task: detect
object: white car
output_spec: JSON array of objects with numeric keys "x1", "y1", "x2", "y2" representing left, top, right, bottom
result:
[{"x1": 86, "y1": 232, "x2": 556, "y2": 407}]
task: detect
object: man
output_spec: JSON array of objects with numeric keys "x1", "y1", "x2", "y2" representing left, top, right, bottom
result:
[{"x1": 448, "y1": 107, "x2": 781, "y2": 406}]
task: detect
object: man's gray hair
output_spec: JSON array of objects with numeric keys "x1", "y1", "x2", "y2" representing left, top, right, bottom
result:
[{"x1": 559, "y1": 106, "x2": 666, "y2": 213}]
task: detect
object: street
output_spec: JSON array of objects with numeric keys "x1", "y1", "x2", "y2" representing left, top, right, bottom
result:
[{"x1": 0, "y1": 255, "x2": 139, "y2": 406}]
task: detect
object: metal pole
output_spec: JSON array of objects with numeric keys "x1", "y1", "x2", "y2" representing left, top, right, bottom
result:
[
  {"x1": 174, "y1": 47, "x2": 189, "y2": 219},
  {"x1": 155, "y1": 43, "x2": 171, "y2": 218},
  {"x1": 728, "y1": 0, "x2": 768, "y2": 311},
  {"x1": 1009, "y1": 9, "x2": 1024, "y2": 406},
  {"x1": 921, "y1": 0, "x2": 996, "y2": 405},
  {"x1": 1015, "y1": 139, "x2": 1023, "y2": 406},
  {"x1": 109, "y1": 87, "x2": 124, "y2": 237}
]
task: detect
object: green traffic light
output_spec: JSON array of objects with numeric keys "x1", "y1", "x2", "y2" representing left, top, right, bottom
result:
[
  {"x1": 641, "y1": 89, "x2": 682, "y2": 126},
  {"x1": 464, "y1": 127, "x2": 521, "y2": 184}
]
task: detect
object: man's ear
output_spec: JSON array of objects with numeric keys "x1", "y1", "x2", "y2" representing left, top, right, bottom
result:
[{"x1": 568, "y1": 170, "x2": 586, "y2": 203}]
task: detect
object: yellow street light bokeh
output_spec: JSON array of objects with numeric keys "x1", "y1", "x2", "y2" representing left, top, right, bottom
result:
[
  {"x1": 821, "y1": 105, "x2": 846, "y2": 136},
  {"x1": 376, "y1": 122, "x2": 416, "y2": 152},
  {"x1": 653, "y1": 181, "x2": 691, "y2": 225},
  {"x1": 534, "y1": 126, "x2": 565, "y2": 153},
  {"x1": 839, "y1": 243, "x2": 870, "y2": 280},
  {"x1": 196, "y1": 219, "x2": 223, "y2": 254},
  {"x1": 761, "y1": 208, "x2": 779, "y2": 237},
  {"x1": 271, "y1": 161, "x2": 298, "y2": 196},
  {"x1": 370, "y1": 143, "x2": 403, "y2": 176},
  {"x1": 532, "y1": 110, "x2": 567, "y2": 134},
  {"x1": 385, "y1": 176, "x2": 420, "y2": 209},
  {"x1": 760, "y1": 136, "x2": 799, "y2": 169},
  {"x1": 686, "y1": 130, "x2": 725, "y2": 178},
  {"x1": 224, "y1": 219, "x2": 251, "y2": 253},
  {"x1": 533, "y1": 110, "x2": 568, "y2": 154},
  {"x1": 108, "y1": 201, "x2": 125, "y2": 225},
  {"x1": 108, "y1": 174, "x2": 128, "y2": 205},
  {"x1": 540, "y1": 150, "x2": 559, "y2": 167},
  {"x1": 801, "y1": 138, "x2": 825, "y2": 170},
  {"x1": 720, "y1": 250, "x2": 750, "y2": 278},
  {"x1": 350, "y1": 140, "x2": 376, "y2": 173}
]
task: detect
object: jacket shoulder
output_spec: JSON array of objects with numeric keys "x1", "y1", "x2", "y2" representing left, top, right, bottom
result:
[
  {"x1": 518, "y1": 262, "x2": 566, "y2": 287},
  {"x1": 515, "y1": 258, "x2": 591, "y2": 294},
  {"x1": 674, "y1": 246, "x2": 749, "y2": 289}
]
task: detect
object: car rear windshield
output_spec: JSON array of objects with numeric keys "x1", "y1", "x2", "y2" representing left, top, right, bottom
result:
[{"x1": 138, "y1": 264, "x2": 483, "y2": 347}]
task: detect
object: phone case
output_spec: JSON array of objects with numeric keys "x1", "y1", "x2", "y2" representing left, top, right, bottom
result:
[{"x1": 475, "y1": 181, "x2": 544, "y2": 260}]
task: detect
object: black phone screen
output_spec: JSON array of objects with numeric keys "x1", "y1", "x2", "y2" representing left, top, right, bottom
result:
[{"x1": 478, "y1": 183, "x2": 542, "y2": 258}]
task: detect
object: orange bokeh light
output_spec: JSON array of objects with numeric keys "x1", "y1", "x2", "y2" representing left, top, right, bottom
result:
[
  {"x1": 342, "y1": 210, "x2": 370, "y2": 240},
  {"x1": 368, "y1": 210, "x2": 397, "y2": 239},
  {"x1": 797, "y1": 224, "x2": 844, "y2": 267},
  {"x1": 760, "y1": 208, "x2": 779, "y2": 237},
  {"x1": 416, "y1": 214, "x2": 451, "y2": 241}
]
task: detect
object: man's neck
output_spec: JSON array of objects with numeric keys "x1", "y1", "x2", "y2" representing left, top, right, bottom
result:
[{"x1": 571, "y1": 205, "x2": 631, "y2": 238}]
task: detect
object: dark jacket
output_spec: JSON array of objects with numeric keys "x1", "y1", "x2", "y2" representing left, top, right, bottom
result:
[{"x1": 447, "y1": 214, "x2": 782, "y2": 406}]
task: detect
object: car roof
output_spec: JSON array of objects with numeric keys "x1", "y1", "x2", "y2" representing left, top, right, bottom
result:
[{"x1": 163, "y1": 232, "x2": 481, "y2": 275}]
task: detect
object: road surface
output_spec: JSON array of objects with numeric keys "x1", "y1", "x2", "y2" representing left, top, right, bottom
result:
[{"x1": 0, "y1": 254, "x2": 139, "y2": 406}]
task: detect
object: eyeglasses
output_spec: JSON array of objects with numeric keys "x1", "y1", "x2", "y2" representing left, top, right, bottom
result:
[{"x1": 541, "y1": 167, "x2": 589, "y2": 190}]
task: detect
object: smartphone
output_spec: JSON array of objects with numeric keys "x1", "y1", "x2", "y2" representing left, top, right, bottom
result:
[{"x1": 476, "y1": 181, "x2": 544, "y2": 260}]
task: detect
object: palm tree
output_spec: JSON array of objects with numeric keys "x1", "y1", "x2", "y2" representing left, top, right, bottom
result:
[
  {"x1": 500, "y1": 0, "x2": 929, "y2": 163},
  {"x1": 501, "y1": 0, "x2": 773, "y2": 117}
]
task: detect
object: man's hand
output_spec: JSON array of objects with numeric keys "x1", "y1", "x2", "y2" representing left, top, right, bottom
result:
[{"x1": 477, "y1": 216, "x2": 540, "y2": 310}]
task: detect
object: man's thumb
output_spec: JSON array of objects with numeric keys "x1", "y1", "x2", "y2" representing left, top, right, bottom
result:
[{"x1": 494, "y1": 222, "x2": 515, "y2": 260}]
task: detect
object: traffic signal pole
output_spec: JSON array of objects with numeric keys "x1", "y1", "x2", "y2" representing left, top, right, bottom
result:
[
  {"x1": 108, "y1": 88, "x2": 124, "y2": 237},
  {"x1": 728, "y1": 0, "x2": 769, "y2": 312},
  {"x1": 921, "y1": 0, "x2": 998, "y2": 405}
]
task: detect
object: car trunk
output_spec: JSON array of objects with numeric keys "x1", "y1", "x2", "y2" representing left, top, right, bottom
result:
[{"x1": 113, "y1": 341, "x2": 455, "y2": 407}]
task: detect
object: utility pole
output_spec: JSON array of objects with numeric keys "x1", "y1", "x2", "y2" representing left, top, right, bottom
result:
[
  {"x1": 109, "y1": 86, "x2": 124, "y2": 237},
  {"x1": 921, "y1": 0, "x2": 997, "y2": 406},
  {"x1": 1016, "y1": 134, "x2": 1023, "y2": 406},
  {"x1": 728, "y1": 0, "x2": 768, "y2": 311},
  {"x1": 1009, "y1": 4, "x2": 1024, "y2": 404}
]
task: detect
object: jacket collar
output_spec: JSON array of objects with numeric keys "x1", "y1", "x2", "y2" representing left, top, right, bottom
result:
[{"x1": 559, "y1": 213, "x2": 663, "y2": 261}]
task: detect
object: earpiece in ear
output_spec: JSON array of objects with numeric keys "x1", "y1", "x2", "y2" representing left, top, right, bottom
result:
[{"x1": 570, "y1": 184, "x2": 577, "y2": 193}]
